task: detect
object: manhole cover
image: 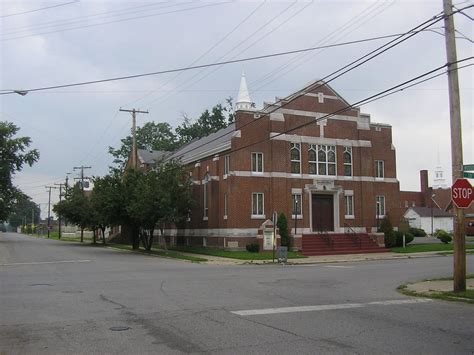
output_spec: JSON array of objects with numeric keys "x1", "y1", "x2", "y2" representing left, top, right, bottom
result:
[{"x1": 109, "y1": 326, "x2": 130, "y2": 331}]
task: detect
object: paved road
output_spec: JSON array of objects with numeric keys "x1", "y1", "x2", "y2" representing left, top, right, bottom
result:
[{"x1": 1, "y1": 232, "x2": 473, "y2": 354}]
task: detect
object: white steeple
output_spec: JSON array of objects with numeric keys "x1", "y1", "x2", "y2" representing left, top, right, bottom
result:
[
  {"x1": 236, "y1": 71, "x2": 254, "y2": 111},
  {"x1": 433, "y1": 148, "x2": 447, "y2": 189}
]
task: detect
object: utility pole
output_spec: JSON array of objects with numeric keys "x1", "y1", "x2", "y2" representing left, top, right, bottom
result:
[
  {"x1": 443, "y1": 0, "x2": 465, "y2": 292},
  {"x1": 45, "y1": 186, "x2": 59, "y2": 239},
  {"x1": 54, "y1": 183, "x2": 66, "y2": 240},
  {"x1": 73, "y1": 166, "x2": 91, "y2": 191},
  {"x1": 119, "y1": 108, "x2": 149, "y2": 169}
]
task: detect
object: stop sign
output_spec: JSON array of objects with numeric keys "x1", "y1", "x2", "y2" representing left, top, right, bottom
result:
[{"x1": 451, "y1": 178, "x2": 474, "y2": 208}]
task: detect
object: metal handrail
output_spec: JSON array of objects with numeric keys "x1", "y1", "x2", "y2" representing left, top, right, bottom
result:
[
  {"x1": 344, "y1": 223, "x2": 362, "y2": 249},
  {"x1": 315, "y1": 226, "x2": 333, "y2": 249}
]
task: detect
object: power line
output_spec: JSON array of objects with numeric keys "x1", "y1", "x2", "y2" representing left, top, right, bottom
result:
[
  {"x1": 1, "y1": 2, "x2": 231, "y2": 41},
  {"x1": 1, "y1": 1, "x2": 79, "y2": 18},
  {"x1": 169, "y1": 9, "x2": 450, "y2": 161},
  {"x1": 2, "y1": 26, "x2": 457, "y2": 96}
]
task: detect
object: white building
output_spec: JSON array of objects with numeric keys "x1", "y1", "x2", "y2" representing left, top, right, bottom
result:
[{"x1": 404, "y1": 207, "x2": 454, "y2": 234}]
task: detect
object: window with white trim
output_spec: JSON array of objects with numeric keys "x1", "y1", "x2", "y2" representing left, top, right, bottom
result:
[
  {"x1": 224, "y1": 155, "x2": 230, "y2": 175},
  {"x1": 252, "y1": 192, "x2": 264, "y2": 216},
  {"x1": 343, "y1": 147, "x2": 352, "y2": 177},
  {"x1": 224, "y1": 193, "x2": 228, "y2": 218},
  {"x1": 292, "y1": 193, "x2": 302, "y2": 216},
  {"x1": 345, "y1": 195, "x2": 354, "y2": 217},
  {"x1": 251, "y1": 152, "x2": 263, "y2": 173},
  {"x1": 203, "y1": 173, "x2": 210, "y2": 219},
  {"x1": 308, "y1": 144, "x2": 336, "y2": 176},
  {"x1": 376, "y1": 195, "x2": 385, "y2": 217},
  {"x1": 375, "y1": 160, "x2": 384, "y2": 178},
  {"x1": 290, "y1": 143, "x2": 301, "y2": 174}
]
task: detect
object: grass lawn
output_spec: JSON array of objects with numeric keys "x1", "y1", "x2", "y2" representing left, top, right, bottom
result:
[
  {"x1": 108, "y1": 244, "x2": 207, "y2": 262},
  {"x1": 398, "y1": 275, "x2": 474, "y2": 304},
  {"x1": 30, "y1": 232, "x2": 92, "y2": 243},
  {"x1": 170, "y1": 246, "x2": 306, "y2": 260},
  {"x1": 391, "y1": 244, "x2": 474, "y2": 253}
]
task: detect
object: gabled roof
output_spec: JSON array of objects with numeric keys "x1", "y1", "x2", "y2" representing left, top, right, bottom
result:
[
  {"x1": 167, "y1": 123, "x2": 235, "y2": 164},
  {"x1": 406, "y1": 207, "x2": 453, "y2": 218},
  {"x1": 137, "y1": 149, "x2": 170, "y2": 165}
]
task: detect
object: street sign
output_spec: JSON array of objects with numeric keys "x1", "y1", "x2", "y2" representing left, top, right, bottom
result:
[
  {"x1": 451, "y1": 178, "x2": 474, "y2": 208},
  {"x1": 463, "y1": 172, "x2": 474, "y2": 179},
  {"x1": 463, "y1": 164, "x2": 474, "y2": 171}
]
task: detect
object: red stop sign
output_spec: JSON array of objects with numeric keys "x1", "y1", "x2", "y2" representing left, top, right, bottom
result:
[{"x1": 451, "y1": 178, "x2": 474, "y2": 208}]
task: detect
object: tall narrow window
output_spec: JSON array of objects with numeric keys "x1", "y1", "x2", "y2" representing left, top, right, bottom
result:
[
  {"x1": 376, "y1": 195, "x2": 385, "y2": 217},
  {"x1": 292, "y1": 193, "x2": 302, "y2": 216},
  {"x1": 375, "y1": 160, "x2": 384, "y2": 178},
  {"x1": 224, "y1": 193, "x2": 228, "y2": 218},
  {"x1": 224, "y1": 155, "x2": 230, "y2": 175},
  {"x1": 251, "y1": 152, "x2": 263, "y2": 173},
  {"x1": 345, "y1": 195, "x2": 354, "y2": 217},
  {"x1": 343, "y1": 147, "x2": 352, "y2": 177},
  {"x1": 308, "y1": 145, "x2": 317, "y2": 174},
  {"x1": 290, "y1": 143, "x2": 301, "y2": 174},
  {"x1": 252, "y1": 193, "x2": 264, "y2": 216},
  {"x1": 203, "y1": 173, "x2": 210, "y2": 219}
]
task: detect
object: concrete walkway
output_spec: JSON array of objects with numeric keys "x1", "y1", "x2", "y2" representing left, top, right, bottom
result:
[{"x1": 406, "y1": 279, "x2": 474, "y2": 294}]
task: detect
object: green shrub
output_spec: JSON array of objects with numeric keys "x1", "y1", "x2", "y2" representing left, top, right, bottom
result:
[
  {"x1": 435, "y1": 229, "x2": 453, "y2": 244},
  {"x1": 277, "y1": 213, "x2": 290, "y2": 248},
  {"x1": 379, "y1": 215, "x2": 397, "y2": 248},
  {"x1": 409, "y1": 227, "x2": 427, "y2": 237},
  {"x1": 246, "y1": 243, "x2": 259, "y2": 253},
  {"x1": 393, "y1": 231, "x2": 414, "y2": 247}
]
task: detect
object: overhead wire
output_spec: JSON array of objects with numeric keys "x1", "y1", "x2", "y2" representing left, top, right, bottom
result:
[{"x1": 1, "y1": 0, "x2": 79, "y2": 18}]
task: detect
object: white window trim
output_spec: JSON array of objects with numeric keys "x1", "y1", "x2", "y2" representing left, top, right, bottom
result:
[
  {"x1": 343, "y1": 146, "x2": 353, "y2": 177},
  {"x1": 376, "y1": 195, "x2": 386, "y2": 218},
  {"x1": 251, "y1": 152, "x2": 264, "y2": 173},
  {"x1": 375, "y1": 160, "x2": 384, "y2": 179},
  {"x1": 344, "y1": 194, "x2": 354, "y2": 219},
  {"x1": 224, "y1": 155, "x2": 230, "y2": 176},
  {"x1": 290, "y1": 143, "x2": 301, "y2": 174},
  {"x1": 203, "y1": 173, "x2": 210, "y2": 219},
  {"x1": 224, "y1": 193, "x2": 228, "y2": 220},
  {"x1": 251, "y1": 192, "x2": 265, "y2": 218},
  {"x1": 308, "y1": 144, "x2": 337, "y2": 176}
]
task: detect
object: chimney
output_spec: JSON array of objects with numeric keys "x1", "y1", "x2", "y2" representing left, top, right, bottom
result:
[{"x1": 420, "y1": 170, "x2": 429, "y2": 193}]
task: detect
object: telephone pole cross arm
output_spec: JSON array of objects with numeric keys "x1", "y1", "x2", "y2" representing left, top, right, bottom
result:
[{"x1": 119, "y1": 108, "x2": 149, "y2": 169}]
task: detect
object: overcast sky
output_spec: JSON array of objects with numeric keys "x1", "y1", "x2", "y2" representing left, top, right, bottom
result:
[{"x1": 1, "y1": 0, "x2": 472, "y2": 218}]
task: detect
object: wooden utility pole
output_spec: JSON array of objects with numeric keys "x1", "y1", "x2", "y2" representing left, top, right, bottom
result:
[
  {"x1": 45, "y1": 186, "x2": 59, "y2": 239},
  {"x1": 73, "y1": 166, "x2": 91, "y2": 243},
  {"x1": 443, "y1": 0, "x2": 466, "y2": 292},
  {"x1": 119, "y1": 108, "x2": 149, "y2": 168},
  {"x1": 54, "y1": 183, "x2": 66, "y2": 240}
]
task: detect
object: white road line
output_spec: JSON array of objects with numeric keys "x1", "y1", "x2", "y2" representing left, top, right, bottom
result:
[
  {"x1": 324, "y1": 265, "x2": 354, "y2": 269},
  {"x1": 231, "y1": 298, "x2": 432, "y2": 316},
  {"x1": 0, "y1": 260, "x2": 92, "y2": 266}
]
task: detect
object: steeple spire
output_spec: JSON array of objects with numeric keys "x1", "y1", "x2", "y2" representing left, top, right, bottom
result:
[{"x1": 236, "y1": 71, "x2": 254, "y2": 111}]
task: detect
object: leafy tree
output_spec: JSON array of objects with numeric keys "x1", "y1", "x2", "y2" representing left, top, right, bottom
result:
[
  {"x1": 277, "y1": 213, "x2": 290, "y2": 248},
  {"x1": 108, "y1": 122, "x2": 178, "y2": 170},
  {"x1": 53, "y1": 185, "x2": 93, "y2": 242},
  {"x1": 7, "y1": 191, "x2": 40, "y2": 229},
  {"x1": 176, "y1": 101, "x2": 234, "y2": 145},
  {"x1": 0, "y1": 122, "x2": 39, "y2": 222},
  {"x1": 378, "y1": 214, "x2": 396, "y2": 248}
]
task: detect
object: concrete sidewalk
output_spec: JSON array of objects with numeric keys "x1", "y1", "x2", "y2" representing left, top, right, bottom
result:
[
  {"x1": 177, "y1": 250, "x2": 447, "y2": 266},
  {"x1": 406, "y1": 279, "x2": 474, "y2": 294}
]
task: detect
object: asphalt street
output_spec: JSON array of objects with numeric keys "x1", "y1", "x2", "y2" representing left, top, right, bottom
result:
[{"x1": 1, "y1": 232, "x2": 473, "y2": 354}]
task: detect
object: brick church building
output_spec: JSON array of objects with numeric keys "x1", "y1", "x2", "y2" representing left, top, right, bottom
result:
[{"x1": 160, "y1": 74, "x2": 400, "y2": 253}]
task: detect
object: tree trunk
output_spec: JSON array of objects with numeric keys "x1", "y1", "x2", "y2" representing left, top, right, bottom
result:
[
  {"x1": 132, "y1": 225, "x2": 139, "y2": 250},
  {"x1": 161, "y1": 226, "x2": 167, "y2": 251},
  {"x1": 92, "y1": 229, "x2": 96, "y2": 244},
  {"x1": 101, "y1": 227, "x2": 106, "y2": 244},
  {"x1": 147, "y1": 229, "x2": 154, "y2": 251},
  {"x1": 81, "y1": 227, "x2": 84, "y2": 243}
]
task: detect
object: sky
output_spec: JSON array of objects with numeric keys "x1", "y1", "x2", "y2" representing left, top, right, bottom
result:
[{"x1": 1, "y1": 0, "x2": 473, "y2": 218}]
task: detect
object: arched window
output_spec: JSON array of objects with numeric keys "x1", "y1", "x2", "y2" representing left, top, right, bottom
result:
[
  {"x1": 290, "y1": 143, "x2": 301, "y2": 174},
  {"x1": 343, "y1": 147, "x2": 352, "y2": 176}
]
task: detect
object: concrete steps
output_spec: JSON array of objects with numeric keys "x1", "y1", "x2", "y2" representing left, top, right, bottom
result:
[{"x1": 301, "y1": 233, "x2": 390, "y2": 256}]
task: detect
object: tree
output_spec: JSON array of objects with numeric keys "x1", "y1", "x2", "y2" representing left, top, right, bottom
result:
[
  {"x1": 7, "y1": 191, "x2": 40, "y2": 229},
  {"x1": 175, "y1": 101, "x2": 234, "y2": 145},
  {"x1": 378, "y1": 214, "x2": 396, "y2": 248},
  {"x1": 277, "y1": 213, "x2": 290, "y2": 248},
  {"x1": 108, "y1": 122, "x2": 178, "y2": 170},
  {"x1": 0, "y1": 122, "x2": 39, "y2": 222},
  {"x1": 53, "y1": 185, "x2": 93, "y2": 242}
]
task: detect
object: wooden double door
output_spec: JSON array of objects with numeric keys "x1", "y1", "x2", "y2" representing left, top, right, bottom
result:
[{"x1": 312, "y1": 194, "x2": 334, "y2": 232}]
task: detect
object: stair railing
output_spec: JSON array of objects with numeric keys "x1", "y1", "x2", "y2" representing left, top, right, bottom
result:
[
  {"x1": 344, "y1": 223, "x2": 362, "y2": 249},
  {"x1": 315, "y1": 225, "x2": 333, "y2": 249}
]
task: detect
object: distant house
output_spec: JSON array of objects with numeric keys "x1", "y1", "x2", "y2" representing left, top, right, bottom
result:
[
  {"x1": 127, "y1": 149, "x2": 170, "y2": 170},
  {"x1": 404, "y1": 206, "x2": 454, "y2": 234}
]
